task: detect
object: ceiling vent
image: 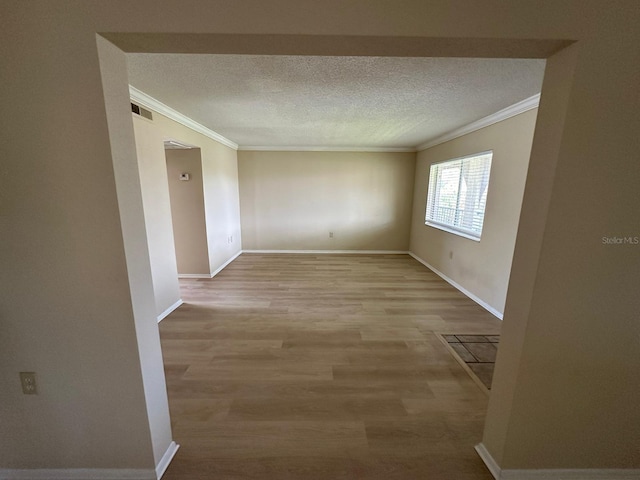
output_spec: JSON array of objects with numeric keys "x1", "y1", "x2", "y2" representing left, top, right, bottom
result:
[{"x1": 131, "y1": 102, "x2": 153, "y2": 120}]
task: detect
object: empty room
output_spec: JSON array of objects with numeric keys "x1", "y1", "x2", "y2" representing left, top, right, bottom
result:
[
  {"x1": 127, "y1": 53, "x2": 542, "y2": 479},
  {"x1": 2, "y1": 2, "x2": 638, "y2": 480}
]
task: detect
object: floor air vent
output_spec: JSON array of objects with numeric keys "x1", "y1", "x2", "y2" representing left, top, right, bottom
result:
[{"x1": 131, "y1": 102, "x2": 153, "y2": 120}]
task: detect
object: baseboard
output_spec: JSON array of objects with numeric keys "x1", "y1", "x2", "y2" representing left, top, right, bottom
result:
[
  {"x1": 241, "y1": 249, "x2": 409, "y2": 254},
  {"x1": 156, "y1": 300, "x2": 183, "y2": 323},
  {"x1": 408, "y1": 252, "x2": 504, "y2": 320},
  {"x1": 0, "y1": 442, "x2": 180, "y2": 480},
  {"x1": 210, "y1": 250, "x2": 242, "y2": 277},
  {"x1": 475, "y1": 443, "x2": 502, "y2": 479},
  {"x1": 177, "y1": 250, "x2": 243, "y2": 279},
  {"x1": 155, "y1": 441, "x2": 179, "y2": 479},
  {"x1": 501, "y1": 470, "x2": 640, "y2": 480},
  {"x1": 0, "y1": 469, "x2": 156, "y2": 479},
  {"x1": 475, "y1": 443, "x2": 640, "y2": 480}
]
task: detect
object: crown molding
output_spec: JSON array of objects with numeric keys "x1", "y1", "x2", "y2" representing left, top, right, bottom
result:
[
  {"x1": 238, "y1": 145, "x2": 416, "y2": 153},
  {"x1": 129, "y1": 86, "x2": 239, "y2": 150},
  {"x1": 416, "y1": 94, "x2": 540, "y2": 151},
  {"x1": 130, "y1": 87, "x2": 538, "y2": 154}
]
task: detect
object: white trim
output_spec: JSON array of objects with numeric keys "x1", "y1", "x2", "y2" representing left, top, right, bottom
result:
[
  {"x1": 130, "y1": 87, "x2": 538, "y2": 155},
  {"x1": 417, "y1": 94, "x2": 540, "y2": 151},
  {"x1": 475, "y1": 443, "x2": 502, "y2": 479},
  {"x1": 0, "y1": 469, "x2": 155, "y2": 480},
  {"x1": 163, "y1": 139, "x2": 197, "y2": 149},
  {"x1": 475, "y1": 443, "x2": 640, "y2": 479},
  {"x1": 242, "y1": 250, "x2": 409, "y2": 255},
  {"x1": 238, "y1": 145, "x2": 415, "y2": 152},
  {"x1": 0, "y1": 443, "x2": 180, "y2": 479},
  {"x1": 425, "y1": 221, "x2": 481, "y2": 242},
  {"x1": 177, "y1": 251, "x2": 242, "y2": 279},
  {"x1": 501, "y1": 471, "x2": 640, "y2": 480},
  {"x1": 408, "y1": 251, "x2": 503, "y2": 319},
  {"x1": 210, "y1": 250, "x2": 242, "y2": 277},
  {"x1": 129, "y1": 86, "x2": 239, "y2": 150},
  {"x1": 155, "y1": 441, "x2": 179, "y2": 479},
  {"x1": 156, "y1": 299, "x2": 183, "y2": 323}
]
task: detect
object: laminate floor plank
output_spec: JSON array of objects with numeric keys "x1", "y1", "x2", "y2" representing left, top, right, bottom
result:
[{"x1": 160, "y1": 254, "x2": 499, "y2": 479}]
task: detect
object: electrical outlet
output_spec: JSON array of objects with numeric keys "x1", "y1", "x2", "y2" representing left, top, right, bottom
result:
[
  {"x1": 329, "y1": 232, "x2": 334, "y2": 238},
  {"x1": 20, "y1": 372, "x2": 37, "y2": 395}
]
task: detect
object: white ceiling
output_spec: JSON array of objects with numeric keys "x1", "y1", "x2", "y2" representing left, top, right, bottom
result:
[{"x1": 126, "y1": 54, "x2": 545, "y2": 149}]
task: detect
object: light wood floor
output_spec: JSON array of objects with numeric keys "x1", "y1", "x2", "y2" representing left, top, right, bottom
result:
[{"x1": 160, "y1": 254, "x2": 501, "y2": 479}]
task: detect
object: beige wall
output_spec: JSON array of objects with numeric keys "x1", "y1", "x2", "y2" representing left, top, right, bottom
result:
[
  {"x1": 165, "y1": 149, "x2": 211, "y2": 275},
  {"x1": 146, "y1": 113, "x2": 243, "y2": 276},
  {"x1": 239, "y1": 151, "x2": 415, "y2": 251},
  {"x1": 132, "y1": 116, "x2": 181, "y2": 315},
  {"x1": 2, "y1": 0, "x2": 639, "y2": 475},
  {"x1": 484, "y1": 39, "x2": 640, "y2": 469},
  {"x1": 410, "y1": 109, "x2": 538, "y2": 315}
]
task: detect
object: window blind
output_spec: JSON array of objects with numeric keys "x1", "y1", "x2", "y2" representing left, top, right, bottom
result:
[{"x1": 425, "y1": 151, "x2": 493, "y2": 240}]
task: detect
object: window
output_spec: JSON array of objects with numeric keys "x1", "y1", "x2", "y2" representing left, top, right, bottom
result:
[{"x1": 425, "y1": 151, "x2": 493, "y2": 241}]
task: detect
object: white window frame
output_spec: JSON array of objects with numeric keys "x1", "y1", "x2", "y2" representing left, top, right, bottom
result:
[{"x1": 424, "y1": 151, "x2": 493, "y2": 241}]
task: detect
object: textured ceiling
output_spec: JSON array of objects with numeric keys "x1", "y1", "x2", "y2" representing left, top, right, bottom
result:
[{"x1": 126, "y1": 54, "x2": 545, "y2": 149}]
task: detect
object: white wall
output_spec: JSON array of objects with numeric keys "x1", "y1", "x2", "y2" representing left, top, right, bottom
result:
[
  {"x1": 410, "y1": 109, "x2": 538, "y2": 315},
  {"x1": 98, "y1": 37, "x2": 173, "y2": 471},
  {"x1": 238, "y1": 150, "x2": 416, "y2": 251},
  {"x1": 132, "y1": 115, "x2": 182, "y2": 316},
  {"x1": 201, "y1": 140, "x2": 243, "y2": 273}
]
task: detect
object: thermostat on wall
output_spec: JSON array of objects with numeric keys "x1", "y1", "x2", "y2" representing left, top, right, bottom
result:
[{"x1": 179, "y1": 173, "x2": 190, "y2": 181}]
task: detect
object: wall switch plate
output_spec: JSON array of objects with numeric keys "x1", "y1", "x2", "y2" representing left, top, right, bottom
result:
[{"x1": 20, "y1": 372, "x2": 37, "y2": 395}]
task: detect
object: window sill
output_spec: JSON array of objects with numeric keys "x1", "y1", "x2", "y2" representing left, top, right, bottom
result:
[{"x1": 425, "y1": 222, "x2": 481, "y2": 242}]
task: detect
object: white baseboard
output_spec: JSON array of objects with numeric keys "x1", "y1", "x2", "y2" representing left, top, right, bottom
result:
[
  {"x1": 475, "y1": 443, "x2": 640, "y2": 479},
  {"x1": 0, "y1": 442, "x2": 180, "y2": 480},
  {"x1": 156, "y1": 300, "x2": 183, "y2": 323},
  {"x1": 501, "y1": 470, "x2": 640, "y2": 480},
  {"x1": 475, "y1": 443, "x2": 502, "y2": 479},
  {"x1": 408, "y1": 251, "x2": 504, "y2": 320},
  {"x1": 242, "y1": 249, "x2": 409, "y2": 254},
  {"x1": 210, "y1": 250, "x2": 242, "y2": 277},
  {"x1": 0, "y1": 469, "x2": 156, "y2": 480},
  {"x1": 155, "y1": 441, "x2": 179, "y2": 479},
  {"x1": 177, "y1": 250, "x2": 243, "y2": 279}
]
